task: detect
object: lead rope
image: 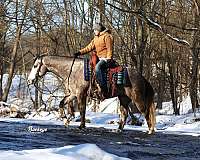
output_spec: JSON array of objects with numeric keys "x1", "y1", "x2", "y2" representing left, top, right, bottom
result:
[{"x1": 66, "y1": 57, "x2": 76, "y2": 95}]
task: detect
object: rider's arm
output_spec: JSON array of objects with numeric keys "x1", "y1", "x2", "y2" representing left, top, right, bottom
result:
[
  {"x1": 79, "y1": 39, "x2": 95, "y2": 55},
  {"x1": 105, "y1": 34, "x2": 113, "y2": 59}
]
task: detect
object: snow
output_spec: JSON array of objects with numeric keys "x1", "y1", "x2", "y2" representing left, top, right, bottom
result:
[
  {"x1": 158, "y1": 96, "x2": 194, "y2": 115},
  {"x1": 97, "y1": 97, "x2": 120, "y2": 114},
  {"x1": 156, "y1": 113, "x2": 200, "y2": 136},
  {"x1": 166, "y1": 34, "x2": 190, "y2": 46},
  {"x1": 0, "y1": 144, "x2": 130, "y2": 160},
  {"x1": 147, "y1": 18, "x2": 162, "y2": 30},
  {"x1": 1, "y1": 103, "x2": 199, "y2": 137},
  {"x1": 1, "y1": 74, "x2": 200, "y2": 159}
]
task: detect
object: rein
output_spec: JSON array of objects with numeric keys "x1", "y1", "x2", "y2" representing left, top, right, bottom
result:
[{"x1": 66, "y1": 57, "x2": 76, "y2": 94}]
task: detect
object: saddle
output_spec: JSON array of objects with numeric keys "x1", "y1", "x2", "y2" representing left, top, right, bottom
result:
[{"x1": 84, "y1": 52, "x2": 127, "y2": 99}]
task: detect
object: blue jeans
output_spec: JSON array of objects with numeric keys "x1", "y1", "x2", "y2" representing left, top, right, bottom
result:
[{"x1": 95, "y1": 60, "x2": 107, "y2": 87}]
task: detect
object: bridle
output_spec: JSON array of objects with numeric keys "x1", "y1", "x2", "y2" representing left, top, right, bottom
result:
[
  {"x1": 32, "y1": 56, "x2": 48, "y2": 93},
  {"x1": 35, "y1": 56, "x2": 44, "y2": 80},
  {"x1": 31, "y1": 56, "x2": 65, "y2": 104},
  {"x1": 32, "y1": 55, "x2": 76, "y2": 99}
]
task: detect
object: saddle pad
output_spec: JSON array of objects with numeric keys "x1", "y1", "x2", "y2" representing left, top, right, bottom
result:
[{"x1": 84, "y1": 58, "x2": 91, "y2": 81}]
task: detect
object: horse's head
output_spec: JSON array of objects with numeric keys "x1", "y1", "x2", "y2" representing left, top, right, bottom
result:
[{"x1": 28, "y1": 56, "x2": 48, "y2": 85}]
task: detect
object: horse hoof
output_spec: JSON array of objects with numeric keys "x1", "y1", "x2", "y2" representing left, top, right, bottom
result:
[
  {"x1": 78, "y1": 125, "x2": 86, "y2": 130},
  {"x1": 117, "y1": 129, "x2": 123, "y2": 133},
  {"x1": 114, "y1": 128, "x2": 123, "y2": 133},
  {"x1": 148, "y1": 130, "x2": 155, "y2": 135},
  {"x1": 63, "y1": 118, "x2": 70, "y2": 127}
]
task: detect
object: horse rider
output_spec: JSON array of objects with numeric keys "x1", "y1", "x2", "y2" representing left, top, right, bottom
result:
[{"x1": 74, "y1": 23, "x2": 113, "y2": 98}]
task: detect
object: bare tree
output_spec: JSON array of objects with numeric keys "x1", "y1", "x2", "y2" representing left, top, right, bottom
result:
[
  {"x1": 0, "y1": 1, "x2": 6, "y2": 100},
  {"x1": 98, "y1": 0, "x2": 105, "y2": 22},
  {"x1": 2, "y1": 0, "x2": 29, "y2": 102},
  {"x1": 190, "y1": 0, "x2": 200, "y2": 116},
  {"x1": 0, "y1": 0, "x2": 198, "y2": 116}
]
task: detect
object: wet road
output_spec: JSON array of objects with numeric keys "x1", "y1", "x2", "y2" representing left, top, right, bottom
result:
[{"x1": 0, "y1": 121, "x2": 199, "y2": 160}]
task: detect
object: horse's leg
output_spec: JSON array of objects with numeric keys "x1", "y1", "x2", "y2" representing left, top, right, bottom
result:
[
  {"x1": 132, "y1": 93, "x2": 156, "y2": 134},
  {"x1": 127, "y1": 102, "x2": 142, "y2": 126},
  {"x1": 59, "y1": 96, "x2": 77, "y2": 126},
  {"x1": 79, "y1": 96, "x2": 87, "y2": 129},
  {"x1": 63, "y1": 100, "x2": 75, "y2": 127},
  {"x1": 118, "y1": 105, "x2": 128, "y2": 131},
  {"x1": 77, "y1": 90, "x2": 87, "y2": 129},
  {"x1": 58, "y1": 97, "x2": 67, "y2": 119},
  {"x1": 133, "y1": 99, "x2": 153, "y2": 133},
  {"x1": 118, "y1": 95, "x2": 130, "y2": 131},
  {"x1": 146, "y1": 101, "x2": 156, "y2": 134},
  {"x1": 125, "y1": 87, "x2": 152, "y2": 133}
]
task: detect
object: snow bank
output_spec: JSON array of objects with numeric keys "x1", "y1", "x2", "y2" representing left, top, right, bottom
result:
[
  {"x1": 0, "y1": 144, "x2": 130, "y2": 160},
  {"x1": 156, "y1": 113, "x2": 200, "y2": 136},
  {"x1": 158, "y1": 96, "x2": 194, "y2": 115}
]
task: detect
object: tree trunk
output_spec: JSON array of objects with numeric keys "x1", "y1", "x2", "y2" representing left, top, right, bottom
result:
[
  {"x1": 35, "y1": 0, "x2": 43, "y2": 109},
  {"x1": 63, "y1": 0, "x2": 70, "y2": 54},
  {"x1": 0, "y1": 57, "x2": 3, "y2": 100},
  {"x1": 0, "y1": 1, "x2": 5, "y2": 100},
  {"x1": 157, "y1": 63, "x2": 166, "y2": 109},
  {"x1": 167, "y1": 54, "x2": 179, "y2": 115},
  {"x1": 98, "y1": 0, "x2": 105, "y2": 23},
  {"x1": 135, "y1": 0, "x2": 148, "y2": 74},
  {"x1": 34, "y1": 82, "x2": 39, "y2": 110},
  {"x1": 2, "y1": 0, "x2": 28, "y2": 102},
  {"x1": 0, "y1": 63, "x2": 3, "y2": 100},
  {"x1": 2, "y1": 27, "x2": 21, "y2": 101},
  {"x1": 190, "y1": 0, "x2": 200, "y2": 117}
]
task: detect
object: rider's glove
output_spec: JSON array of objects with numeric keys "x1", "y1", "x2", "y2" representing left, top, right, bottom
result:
[
  {"x1": 106, "y1": 59, "x2": 112, "y2": 63},
  {"x1": 73, "y1": 51, "x2": 81, "y2": 58},
  {"x1": 106, "y1": 59, "x2": 113, "y2": 67}
]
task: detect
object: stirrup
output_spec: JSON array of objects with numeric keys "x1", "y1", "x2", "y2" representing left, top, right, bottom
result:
[{"x1": 100, "y1": 86, "x2": 108, "y2": 100}]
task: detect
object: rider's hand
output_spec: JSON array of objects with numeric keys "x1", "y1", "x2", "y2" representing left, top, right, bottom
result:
[
  {"x1": 106, "y1": 59, "x2": 112, "y2": 63},
  {"x1": 73, "y1": 51, "x2": 81, "y2": 58},
  {"x1": 106, "y1": 59, "x2": 113, "y2": 67}
]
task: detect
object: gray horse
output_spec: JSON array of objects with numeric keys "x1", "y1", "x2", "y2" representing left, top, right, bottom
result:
[{"x1": 28, "y1": 55, "x2": 156, "y2": 134}]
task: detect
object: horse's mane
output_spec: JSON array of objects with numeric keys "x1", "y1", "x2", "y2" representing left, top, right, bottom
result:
[
  {"x1": 34, "y1": 54, "x2": 84, "y2": 64},
  {"x1": 37, "y1": 55, "x2": 85, "y2": 70},
  {"x1": 49, "y1": 55, "x2": 84, "y2": 59},
  {"x1": 36, "y1": 54, "x2": 84, "y2": 60}
]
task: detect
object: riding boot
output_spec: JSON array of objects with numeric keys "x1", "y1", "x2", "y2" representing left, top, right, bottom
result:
[{"x1": 100, "y1": 85, "x2": 108, "y2": 100}]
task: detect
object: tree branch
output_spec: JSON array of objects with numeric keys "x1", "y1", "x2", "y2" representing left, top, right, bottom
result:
[{"x1": 106, "y1": 1, "x2": 191, "y2": 48}]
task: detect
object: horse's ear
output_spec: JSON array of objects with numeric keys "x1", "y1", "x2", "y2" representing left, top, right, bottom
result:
[
  {"x1": 33, "y1": 54, "x2": 41, "y2": 63},
  {"x1": 26, "y1": 50, "x2": 36, "y2": 58},
  {"x1": 33, "y1": 56, "x2": 38, "y2": 62},
  {"x1": 25, "y1": 50, "x2": 35, "y2": 61},
  {"x1": 36, "y1": 54, "x2": 40, "y2": 58}
]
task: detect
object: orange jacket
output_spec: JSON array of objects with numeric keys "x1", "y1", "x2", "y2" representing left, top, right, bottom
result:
[{"x1": 79, "y1": 30, "x2": 113, "y2": 59}]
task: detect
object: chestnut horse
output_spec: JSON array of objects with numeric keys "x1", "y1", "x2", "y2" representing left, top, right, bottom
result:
[{"x1": 28, "y1": 55, "x2": 156, "y2": 134}]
